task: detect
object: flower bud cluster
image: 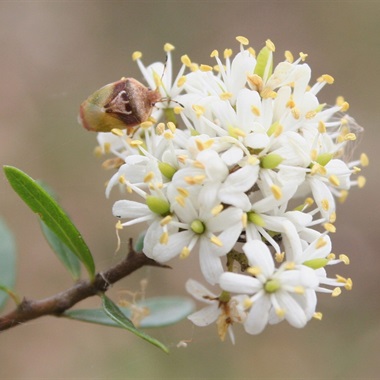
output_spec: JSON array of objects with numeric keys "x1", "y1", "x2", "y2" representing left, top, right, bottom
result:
[{"x1": 94, "y1": 37, "x2": 367, "y2": 340}]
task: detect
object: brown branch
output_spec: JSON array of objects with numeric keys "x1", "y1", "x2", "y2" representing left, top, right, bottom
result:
[{"x1": 0, "y1": 239, "x2": 170, "y2": 332}]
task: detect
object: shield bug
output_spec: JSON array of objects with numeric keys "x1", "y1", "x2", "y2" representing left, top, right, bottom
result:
[{"x1": 79, "y1": 77, "x2": 162, "y2": 133}]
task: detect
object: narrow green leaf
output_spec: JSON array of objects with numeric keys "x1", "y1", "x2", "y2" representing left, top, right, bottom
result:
[
  {"x1": 64, "y1": 296, "x2": 195, "y2": 328},
  {"x1": 0, "y1": 218, "x2": 17, "y2": 310},
  {"x1": 101, "y1": 294, "x2": 169, "y2": 353},
  {"x1": 3, "y1": 166, "x2": 95, "y2": 279},
  {"x1": 39, "y1": 221, "x2": 81, "y2": 280}
]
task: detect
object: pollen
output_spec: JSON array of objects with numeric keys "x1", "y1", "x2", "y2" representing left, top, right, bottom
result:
[
  {"x1": 339, "y1": 254, "x2": 350, "y2": 265},
  {"x1": 321, "y1": 199, "x2": 330, "y2": 211},
  {"x1": 181, "y1": 55, "x2": 192, "y2": 67},
  {"x1": 180, "y1": 246, "x2": 190, "y2": 259},
  {"x1": 210, "y1": 235, "x2": 223, "y2": 247},
  {"x1": 159, "y1": 232, "x2": 169, "y2": 245},
  {"x1": 318, "y1": 121, "x2": 327, "y2": 133},
  {"x1": 357, "y1": 175, "x2": 366, "y2": 188},
  {"x1": 285, "y1": 50, "x2": 294, "y2": 63},
  {"x1": 271, "y1": 184, "x2": 282, "y2": 200},
  {"x1": 360, "y1": 153, "x2": 369, "y2": 166},
  {"x1": 160, "y1": 215, "x2": 173, "y2": 226},
  {"x1": 236, "y1": 36, "x2": 249, "y2": 45},
  {"x1": 323, "y1": 222, "x2": 336, "y2": 233},
  {"x1": 251, "y1": 105, "x2": 261, "y2": 116},
  {"x1": 210, "y1": 49, "x2": 219, "y2": 58},
  {"x1": 132, "y1": 51, "x2": 142, "y2": 61},
  {"x1": 265, "y1": 39, "x2": 276, "y2": 52},
  {"x1": 111, "y1": 128, "x2": 124, "y2": 137},
  {"x1": 211, "y1": 204, "x2": 224, "y2": 215},
  {"x1": 247, "y1": 266, "x2": 261, "y2": 276},
  {"x1": 192, "y1": 104, "x2": 205, "y2": 118},
  {"x1": 220, "y1": 92, "x2": 233, "y2": 100},
  {"x1": 316, "y1": 237, "x2": 327, "y2": 249},
  {"x1": 200, "y1": 64, "x2": 213, "y2": 72},
  {"x1": 318, "y1": 74, "x2": 334, "y2": 84},
  {"x1": 164, "y1": 43, "x2": 175, "y2": 52},
  {"x1": 332, "y1": 287, "x2": 342, "y2": 297},
  {"x1": 329, "y1": 174, "x2": 340, "y2": 187},
  {"x1": 224, "y1": 48, "x2": 233, "y2": 59}
]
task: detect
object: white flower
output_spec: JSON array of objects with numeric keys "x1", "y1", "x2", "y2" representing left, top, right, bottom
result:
[
  {"x1": 185, "y1": 279, "x2": 247, "y2": 343},
  {"x1": 220, "y1": 240, "x2": 319, "y2": 334}
]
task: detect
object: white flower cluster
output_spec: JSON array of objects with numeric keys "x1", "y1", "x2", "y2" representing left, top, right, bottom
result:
[{"x1": 93, "y1": 37, "x2": 367, "y2": 341}]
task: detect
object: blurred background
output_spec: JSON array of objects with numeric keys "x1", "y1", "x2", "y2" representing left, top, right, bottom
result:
[{"x1": 1, "y1": 1, "x2": 379, "y2": 378}]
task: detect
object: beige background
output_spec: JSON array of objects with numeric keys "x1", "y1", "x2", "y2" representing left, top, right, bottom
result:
[{"x1": 1, "y1": 1, "x2": 379, "y2": 378}]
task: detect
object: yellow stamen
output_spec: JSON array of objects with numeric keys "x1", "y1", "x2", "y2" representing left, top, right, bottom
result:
[
  {"x1": 339, "y1": 254, "x2": 350, "y2": 265},
  {"x1": 210, "y1": 235, "x2": 223, "y2": 247},
  {"x1": 284, "y1": 50, "x2": 294, "y2": 63},
  {"x1": 318, "y1": 74, "x2": 334, "y2": 84},
  {"x1": 211, "y1": 204, "x2": 224, "y2": 215},
  {"x1": 224, "y1": 49, "x2": 233, "y2": 59},
  {"x1": 313, "y1": 312, "x2": 323, "y2": 320},
  {"x1": 360, "y1": 153, "x2": 369, "y2": 166},
  {"x1": 130, "y1": 139, "x2": 143, "y2": 147},
  {"x1": 242, "y1": 213, "x2": 247, "y2": 228},
  {"x1": 265, "y1": 39, "x2": 275, "y2": 52},
  {"x1": 180, "y1": 246, "x2": 190, "y2": 259},
  {"x1": 247, "y1": 266, "x2": 261, "y2": 276},
  {"x1": 160, "y1": 215, "x2": 173, "y2": 226},
  {"x1": 192, "y1": 104, "x2": 205, "y2": 117},
  {"x1": 251, "y1": 105, "x2": 261, "y2": 116},
  {"x1": 338, "y1": 190, "x2": 348, "y2": 203},
  {"x1": 164, "y1": 43, "x2": 175, "y2": 52},
  {"x1": 159, "y1": 232, "x2": 169, "y2": 245},
  {"x1": 321, "y1": 199, "x2": 330, "y2": 211},
  {"x1": 177, "y1": 76, "x2": 186, "y2": 87},
  {"x1": 115, "y1": 220, "x2": 123, "y2": 230},
  {"x1": 318, "y1": 121, "x2": 327, "y2": 134},
  {"x1": 329, "y1": 212, "x2": 337, "y2": 223},
  {"x1": 323, "y1": 223, "x2": 336, "y2": 233},
  {"x1": 132, "y1": 51, "x2": 142, "y2": 61},
  {"x1": 316, "y1": 237, "x2": 327, "y2": 249},
  {"x1": 210, "y1": 49, "x2": 219, "y2": 58},
  {"x1": 118, "y1": 175, "x2": 126, "y2": 184},
  {"x1": 357, "y1": 176, "x2": 366, "y2": 188},
  {"x1": 329, "y1": 175, "x2": 340, "y2": 187},
  {"x1": 275, "y1": 308, "x2": 285, "y2": 318},
  {"x1": 293, "y1": 286, "x2": 305, "y2": 295},
  {"x1": 200, "y1": 64, "x2": 213, "y2": 72},
  {"x1": 271, "y1": 185, "x2": 282, "y2": 200},
  {"x1": 163, "y1": 130, "x2": 174, "y2": 140},
  {"x1": 181, "y1": 54, "x2": 192, "y2": 67},
  {"x1": 261, "y1": 88, "x2": 277, "y2": 99},
  {"x1": 111, "y1": 128, "x2": 124, "y2": 137},
  {"x1": 175, "y1": 195, "x2": 186, "y2": 207},
  {"x1": 220, "y1": 92, "x2": 233, "y2": 100},
  {"x1": 299, "y1": 52, "x2": 308, "y2": 61},
  {"x1": 236, "y1": 36, "x2": 249, "y2": 45},
  {"x1": 248, "y1": 47, "x2": 256, "y2": 57},
  {"x1": 275, "y1": 252, "x2": 285, "y2": 263},
  {"x1": 177, "y1": 187, "x2": 189, "y2": 197},
  {"x1": 332, "y1": 287, "x2": 341, "y2": 297},
  {"x1": 144, "y1": 171, "x2": 154, "y2": 183},
  {"x1": 167, "y1": 121, "x2": 176, "y2": 133}
]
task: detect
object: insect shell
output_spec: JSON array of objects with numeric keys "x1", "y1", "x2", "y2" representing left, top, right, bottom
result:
[{"x1": 79, "y1": 77, "x2": 162, "y2": 133}]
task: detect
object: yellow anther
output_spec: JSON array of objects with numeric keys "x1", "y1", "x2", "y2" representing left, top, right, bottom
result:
[
  {"x1": 329, "y1": 212, "x2": 337, "y2": 223},
  {"x1": 247, "y1": 266, "x2": 261, "y2": 276},
  {"x1": 190, "y1": 63, "x2": 199, "y2": 72},
  {"x1": 173, "y1": 106, "x2": 183, "y2": 114},
  {"x1": 200, "y1": 64, "x2": 213, "y2": 72},
  {"x1": 340, "y1": 101, "x2": 350, "y2": 112},
  {"x1": 271, "y1": 185, "x2": 282, "y2": 200},
  {"x1": 177, "y1": 155, "x2": 187, "y2": 164},
  {"x1": 118, "y1": 175, "x2": 126, "y2": 184},
  {"x1": 248, "y1": 47, "x2": 256, "y2": 57},
  {"x1": 126, "y1": 184, "x2": 133, "y2": 194},
  {"x1": 329, "y1": 175, "x2": 340, "y2": 187},
  {"x1": 332, "y1": 287, "x2": 342, "y2": 297},
  {"x1": 318, "y1": 121, "x2": 327, "y2": 134},
  {"x1": 175, "y1": 195, "x2": 186, "y2": 207},
  {"x1": 291, "y1": 107, "x2": 300, "y2": 120},
  {"x1": 336, "y1": 95, "x2": 345, "y2": 106},
  {"x1": 196, "y1": 138, "x2": 213, "y2": 150},
  {"x1": 313, "y1": 312, "x2": 323, "y2": 320},
  {"x1": 130, "y1": 139, "x2": 143, "y2": 147},
  {"x1": 323, "y1": 223, "x2": 336, "y2": 233},
  {"x1": 156, "y1": 123, "x2": 165, "y2": 135},
  {"x1": 321, "y1": 199, "x2": 330, "y2": 211},
  {"x1": 316, "y1": 237, "x2": 327, "y2": 249},
  {"x1": 357, "y1": 175, "x2": 366, "y2": 188},
  {"x1": 210, "y1": 235, "x2": 223, "y2": 247},
  {"x1": 261, "y1": 88, "x2": 277, "y2": 99},
  {"x1": 299, "y1": 52, "x2": 308, "y2": 61},
  {"x1": 284, "y1": 50, "x2": 294, "y2": 63},
  {"x1": 115, "y1": 220, "x2": 123, "y2": 230},
  {"x1": 143, "y1": 171, "x2": 154, "y2": 183},
  {"x1": 251, "y1": 105, "x2": 261, "y2": 116},
  {"x1": 224, "y1": 48, "x2": 233, "y2": 59},
  {"x1": 164, "y1": 42, "x2": 175, "y2": 52},
  {"x1": 192, "y1": 104, "x2": 205, "y2": 117},
  {"x1": 305, "y1": 197, "x2": 314, "y2": 206},
  {"x1": 275, "y1": 308, "x2": 285, "y2": 318},
  {"x1": 231, "y1": 127, "x2": 246, "y2": 138},
  {"x1": 140, "y1": 121, "x2": 153, "y2": 129},
  {"x1": 360, "y1": 153, "x2": 369, "y2": 166},
  {"x1": 177, "y1": 76, "x2": 187, "y2": 87},
  {"x1": 193, "y1": 175, "x2": 206, "y2": 184},
  {"x1": 344, "y1": 133, "x2": 356, "y2": 141},
  {"x1": 285, "y1": 262, "x2": 296, "y2": 270},
  {"x1": 247, "y1": 74, "x2": 263, "y2": 90},
  {"x1": 94, "y1": 146, "x2": 103, "y2": 157},
  {"x1": 160, "y1": 215, "x2": 173, "y2": 226},
  {"x1": 265, "y1": 39, "x2": 276, "y2": 52},
  {"x1": 159, "y1": 232, "x2": 169, "y2": 245},
  {"x1": 180, "y1": 246, "x2": 190, "y2": 259},
  {"x1": 167, "y1": 121, "x2": 176, "y2": 133},
  {"x1": 218, "y1": 92, "x2": 232, "y2": 101},
  {"x1": 275, "y1": 252, "x2": 285, "y2": 263},
  {"x1": 339, "y1": 254, "x2": 350, "y2": 265},
  {"x1": 193, "y1": 160, "x2": 205, "y2": 169},
  {"x1": 294, "y1": 286, "x2": 305, "y2": 295},
  {"x1": 327, "y1": 253, "x2": 336, "y2": 260},
  {"x1": 210, "y1": 49, "x2": 219, "y2": 58},
  {"x1": 338, "y1": 190, "x2": 348, "y2": 203},
  {"x1": 211, "y1": 204, "x2": 224, "y2": 215},
  {"x1": 181, "y1": 54, "x2": 192, "y2": 67},
  {"x1": 163, "y1": 130, "x2": 174, "y2": 140},
  {"x1": 310, "y1": 149, "x2": 318, "y2": 161},
  {"x1": 242, "y1": 213, "x2": 247, "y2": 228},
  {"x1": 111, "y1": 128, "x2": 124, "y2": 137},
  {"x1": 132, "y1": 51, "x2": 142, "y2": 61},
  {"x1": 305, "y1": 110, "x2": 317, "y2": 119},
  {"x1": 273, "y1": 124, "x2": 283, "y2": 137},
  {"x1": 236, "y1": 36, "x2": 249, "y2": 45},
  {"x1": 317, "y1": 74, "x2": 334, "y2": 84},
  {"x1": 177, "y1": 187, "x2": 189, "y2": 197}
]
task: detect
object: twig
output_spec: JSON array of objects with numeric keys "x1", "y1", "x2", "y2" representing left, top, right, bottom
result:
[{"x1": 0, "y1": 239, "x2": 170, "y2": 332}]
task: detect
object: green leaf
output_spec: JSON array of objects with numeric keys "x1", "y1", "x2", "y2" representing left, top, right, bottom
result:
[
  {"x1": 101, "y1": 294, "x2": 169, "y2": 353},
  {"x1": 0, "y1": 218, "x2": 17, "y2": 310},
  {"x1": 39, "y1": 221, "x2": 81, "y2": 280},
  {"x1": 3, "y1": 166, "x2": 95, "y2": 279},
  {"x1": 64, "y1": 296, "x2": 195, "y2": 328}
]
